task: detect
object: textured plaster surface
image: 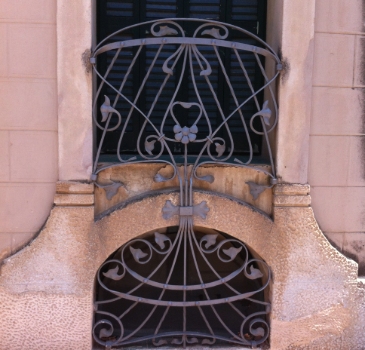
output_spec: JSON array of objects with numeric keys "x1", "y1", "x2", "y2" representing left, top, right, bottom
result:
[
  {"x1": 95, "y1": 163, "x2": 273, "y2": 216},
  {"x1": 56, "y1": 181, "x2": 94, "y2": 194},
  {"x1": 54, "y1": 193, "x2": 95, "y2": 206},
  {"x1": 0, "y1": 187, "x2": 364, "y2": 349},
  {"x1": 0, "y1": 205, "x2": 96, "y2": 349}
]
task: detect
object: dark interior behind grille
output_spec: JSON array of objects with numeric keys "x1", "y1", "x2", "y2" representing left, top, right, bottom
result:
[{"x1": 96, "y1": 0, "x2": 267, "y2": 157}]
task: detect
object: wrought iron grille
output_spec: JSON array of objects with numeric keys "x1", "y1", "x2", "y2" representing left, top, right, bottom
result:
[
  {"x1": 94, "y1": 228, "x2": 271, "y2": 349},
  {"x1": 91, "y1": 18, "x2": 281, "y2": 349}
]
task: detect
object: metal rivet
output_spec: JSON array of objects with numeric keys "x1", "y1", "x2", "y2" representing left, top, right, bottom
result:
[{"x1": 270, "y1": 178, "x2": 278, "y2": 185}]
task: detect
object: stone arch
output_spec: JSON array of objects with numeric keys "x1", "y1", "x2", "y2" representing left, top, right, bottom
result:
[
  {"x1": 92, "y1": 191, "x2": 273, "y2": 348},
  {"x1": 92, "y1": 189, "x2": 274, "y2": 271}
]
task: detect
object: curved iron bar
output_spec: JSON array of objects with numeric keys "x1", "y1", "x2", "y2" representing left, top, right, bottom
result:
[
  {"x1": 92, "y1": 18, "x2": 279, "y2": 348},
  {"x1": 94, "y1": 219, "x2": 271, "y2": 347}
]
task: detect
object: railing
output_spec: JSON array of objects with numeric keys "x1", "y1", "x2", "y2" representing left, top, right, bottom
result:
[
  {"x1": 91, "y1": 18, "x2": 281, "y2": 349},
  {"x1": 90, "y1": 18, "x2": 281, "y2": 202}
]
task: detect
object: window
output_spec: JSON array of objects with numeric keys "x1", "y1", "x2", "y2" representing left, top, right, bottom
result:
[
  {"x1": 93, "y1": 227, "x2": 270, "y2": 348},
  {"x1": 95, "y1": 0, "x2": 268, "y2": 158}
]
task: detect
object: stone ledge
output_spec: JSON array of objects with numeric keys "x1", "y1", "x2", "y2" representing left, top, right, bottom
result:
[
  {"x1": 56, "y1": 181, "x2": 94, "y2": 194},
  {"x1": 273, "y1": 194, "x2": 311, "y2": 207},
  {"x1": 274, "y1": 184, "x2": 310, "y2": 196},
  {"x1": 54, "y1": 194, "x2": 94, "y2": 206}
]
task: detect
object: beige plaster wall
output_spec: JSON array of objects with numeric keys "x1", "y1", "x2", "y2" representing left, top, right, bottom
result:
[
  {"x1": 0, "y1": 0, "x2": 58, "y2": 260},
  {"x1": 275, "y1": 0, "x2": 316, "y2": 184},
  {"x1": 309, "y1": 0, "x2": 365, "y2": 275},
  {"x1": 57, "y1": 0, "x2": 93, "y2": 181}
]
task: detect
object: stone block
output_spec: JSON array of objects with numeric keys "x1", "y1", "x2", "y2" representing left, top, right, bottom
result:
[
  {"x1": 354, "y1": 36, "x2": 365, "y2": 87},
  {"x1": 0, "y1": 183, "x2": 55, "y2": 232},
  {"x1": 308, "y1": 136, "x2": 351, "y2": 186},
  {"x1": 273, "y1": 195, "x2": 311, "y2": 207},
  {"x1": 309, "y1": 136, "x2": 365, "y2": 187},
  {"x1": 315, "y1": 0, "x2": 363, "y2": 33},
  {"x1": 0, "y1": 79, "x2": 57, "y2": 130},
  {"x1": 0, "y1": 24, "x2": 7, "y2": 76},
  {"x1": 56, "y1": 181, "x2": 94, "y2": 194},
  {"x1": 313, "y1": 33, "x2": 355, "y2": 87},
  {"x1": 0, "y1": 131, "x2": 10, "y2": 181},
  {"x1": 8, "y1": 24, "x2": 56, "y2": 78},
  {"x1": 10, "y1": 131, "x2": 58, "y2": 182},
  {"x1": 311, "y1": 87, "x2": 365, "y2": 135},
  {"x1": 274, "y1": 184, "x2": 310, "y2": 196},
  {"x1": 54, "y1": 194, "x2": 94, "y2": 206},
  {"x1": 0, "y1": 0, "x2": 56, "y2": 23},
  {"x1": 348, "y1": 136, "x2": 365, "y2": 186},
  {"x1": 311, "y1": 186, "x2": 365, "y2": 232}
]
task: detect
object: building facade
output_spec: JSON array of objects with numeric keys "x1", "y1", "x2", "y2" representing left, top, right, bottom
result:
[{"x1": 0, "y1": 0, "x2": 365, "y2": 349}]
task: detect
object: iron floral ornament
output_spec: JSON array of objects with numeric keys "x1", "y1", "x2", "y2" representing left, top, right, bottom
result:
[{"x1": 90, "y1": 18, "x2": 281, "y2": 348}]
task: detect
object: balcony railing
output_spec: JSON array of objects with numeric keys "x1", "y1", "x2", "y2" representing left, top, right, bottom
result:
[{"x1": 91, "y1": 18, "x2": 281, "y2": 349}]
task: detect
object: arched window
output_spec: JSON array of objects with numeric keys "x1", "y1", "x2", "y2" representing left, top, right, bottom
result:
[{"x1": 93, "y1": 227, "x2": 270, "y2": 348}]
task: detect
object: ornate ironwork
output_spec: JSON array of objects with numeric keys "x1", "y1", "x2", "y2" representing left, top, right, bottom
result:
[
  {"x1": 91, "y1": 18, "x2": 280, "y2": 348},
  {"x1": 94, "y1": 228, "x2": 271, "y2": 348}
]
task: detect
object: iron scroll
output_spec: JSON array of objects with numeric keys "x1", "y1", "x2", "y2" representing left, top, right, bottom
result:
[{"x1": 91, "y1": 18, "x2": 280, "y2": 348}]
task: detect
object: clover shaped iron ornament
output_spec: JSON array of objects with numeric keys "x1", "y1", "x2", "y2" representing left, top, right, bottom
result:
[{"x1": 173, "y1": 124, "x2": 198, "y2": 144}]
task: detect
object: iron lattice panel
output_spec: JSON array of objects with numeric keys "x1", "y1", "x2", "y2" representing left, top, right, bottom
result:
[{"x1": 91, "y1": 18, "x2": 281, "y2": 349}]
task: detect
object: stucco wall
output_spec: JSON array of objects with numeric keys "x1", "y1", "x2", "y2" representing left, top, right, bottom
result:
[
  {"x1": 0, "y1": 0, "x2": 58, "y2": 260},
  {"x1": 309, "y1": 0, "x2": 365, "y2": 274}
]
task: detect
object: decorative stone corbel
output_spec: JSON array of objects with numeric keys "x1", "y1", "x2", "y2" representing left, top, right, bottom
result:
[
  {"x1": 273, "y1": 184, "x2": 311, "y2": 207},
  {"x1": 54, "y1": 181, "x2": 94, "y2": 206}
]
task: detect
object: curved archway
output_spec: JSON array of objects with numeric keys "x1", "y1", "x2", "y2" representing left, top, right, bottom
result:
[{"x1": 93, "y1": 226, "x2": 271, "y2": 348}]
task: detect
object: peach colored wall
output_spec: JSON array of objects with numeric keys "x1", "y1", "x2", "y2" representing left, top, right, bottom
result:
[
  {"x1": 309, "y1": 0, "x2": 365, "y2": 274},
  {"x1": 0, "y1": 0, "x2": 58, "y2": 259}
]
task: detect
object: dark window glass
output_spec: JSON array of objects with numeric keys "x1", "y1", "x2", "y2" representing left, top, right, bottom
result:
[{"x1": 96, "y1": 0, "x2": 267, "y2": 158}]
